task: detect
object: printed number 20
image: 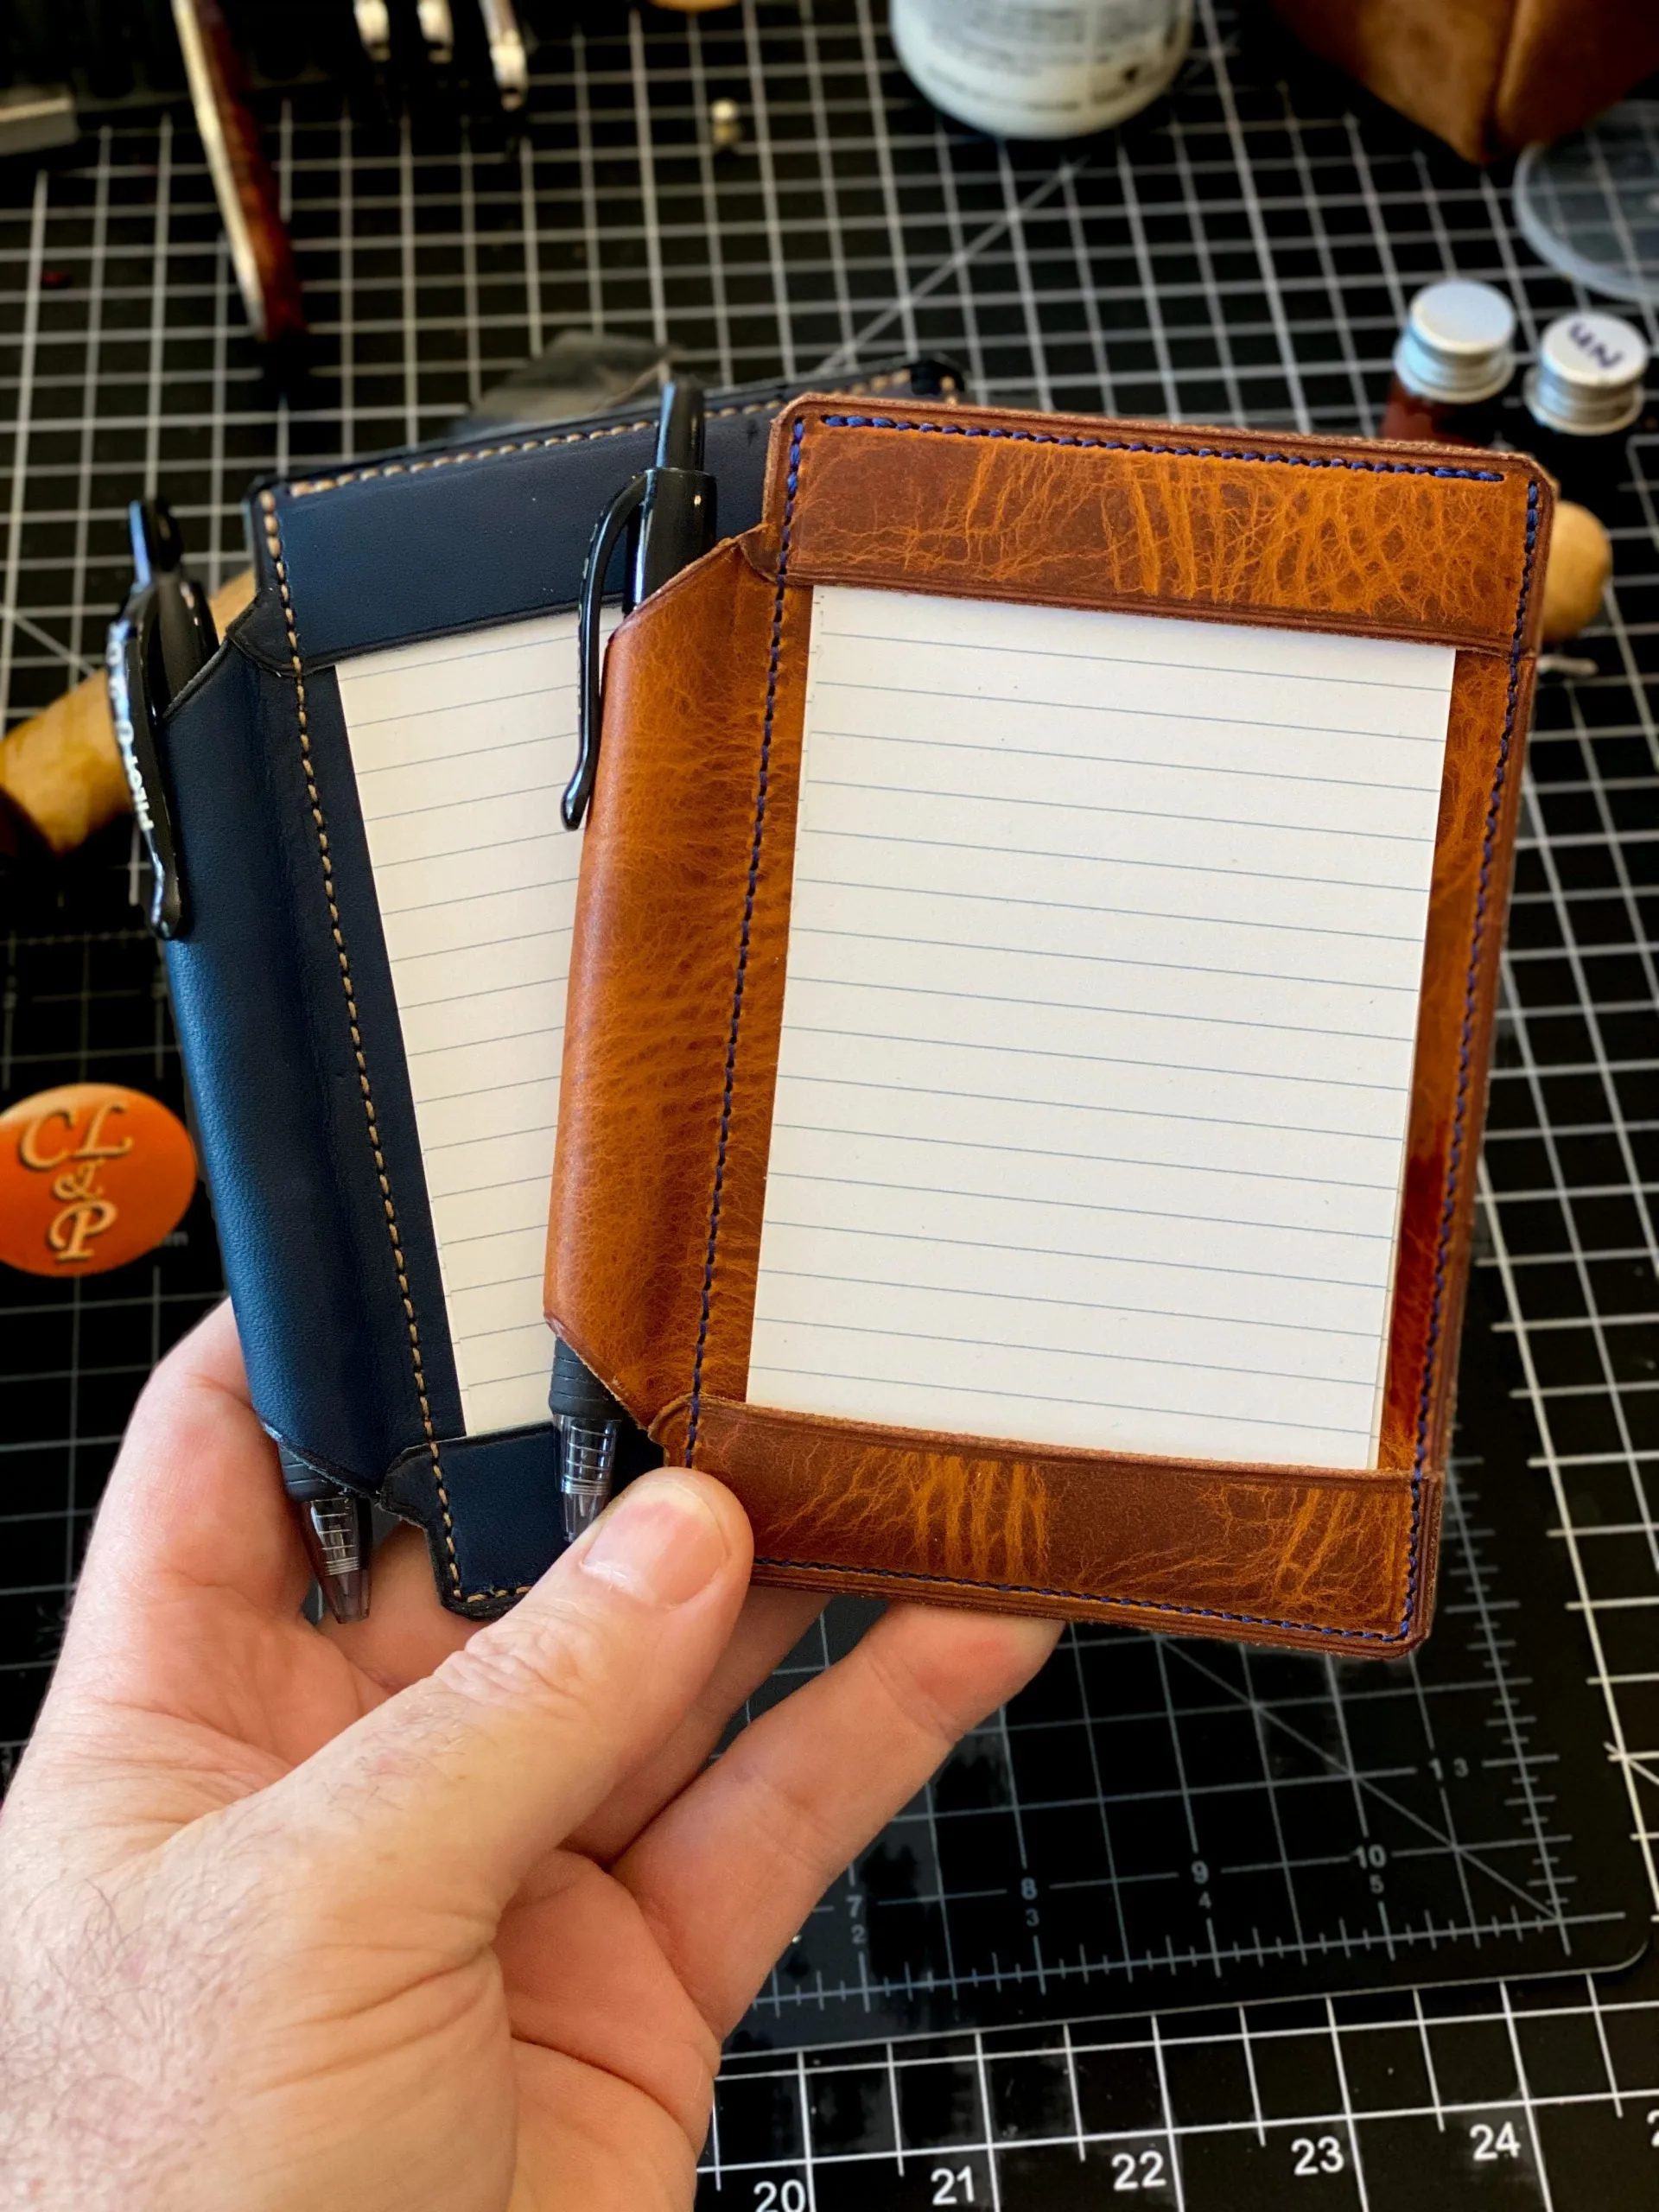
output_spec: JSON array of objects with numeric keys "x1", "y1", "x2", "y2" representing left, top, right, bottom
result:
[{"x1": 753, "y1": 2183, "x2": 807, "y2": 2212}]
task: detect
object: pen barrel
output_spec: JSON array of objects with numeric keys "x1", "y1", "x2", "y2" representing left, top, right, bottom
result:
[
  {"x1": 556, "y1": 1418, "x2": 618, "y2": 1541},
  {"x1": 549, "y1": 1334, "x2": 621, "y2": 1426},
  {"x1": 276, "y1": 1447, "x2": 372, "y2": 1623},
  {"x1": 630, "y1": 468, "x2": 717, "y2": 604},
  {"x1": 550, "y1": 1338, "x2": 624, "y2": 1540}
]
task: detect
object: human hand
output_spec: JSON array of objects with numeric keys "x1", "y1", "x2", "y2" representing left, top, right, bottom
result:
[{"x1": 0, "y1": 1305, "x2": 1058, "y2": 2210}]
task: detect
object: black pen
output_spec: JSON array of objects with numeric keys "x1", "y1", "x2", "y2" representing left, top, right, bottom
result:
[
  {"x1": 553, "y1": 375, "x2": 717, "y2": 1540},
  {"x1": 110, "y1": 501, "x2": 372, "y2": 1624},
  {"x1": 107, "y1": 499, "x2": 217, "y2": 938}
]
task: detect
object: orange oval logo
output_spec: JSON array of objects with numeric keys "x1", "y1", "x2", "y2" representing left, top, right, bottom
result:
[{"x1": 0, "y1": 1084, "x2": 197, "y2": 1277}]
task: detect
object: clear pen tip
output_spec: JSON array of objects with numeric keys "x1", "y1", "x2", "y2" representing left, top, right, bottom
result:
[{"x1": 300, "y1": 1491, "x2": 372, "y2": 1624}]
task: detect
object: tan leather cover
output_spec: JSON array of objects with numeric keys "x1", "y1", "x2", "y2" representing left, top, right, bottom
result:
[
  {"x1": 548, "y1": 397, "x2": 1551, "y2": 1655},
  {"x1": 1273, "y1": 0, "x2": 1659, "y2": 165}
]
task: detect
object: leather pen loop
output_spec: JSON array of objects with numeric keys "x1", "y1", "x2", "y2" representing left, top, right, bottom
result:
[{"x1": 564, "y1": 471, "x2": 647, "y2": 832}]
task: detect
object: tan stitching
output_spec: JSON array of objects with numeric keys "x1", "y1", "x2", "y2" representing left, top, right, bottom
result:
[
  {"x1": 285, "y1": 415, "x2": 658, "y2": 497},
  {"x1": 280, "y1": 370, "x2": 925, "y2": 499},
  {"x1": 267, "y1": 366, "x2": 929, "y2": 1605},
  {"x1": 260, "y1": 489, "x2": 469, "y2": 1602}
]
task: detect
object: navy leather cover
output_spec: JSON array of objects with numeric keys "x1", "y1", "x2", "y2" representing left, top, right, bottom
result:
[{"x1": 157, "y1": 364, "x2": 950, "y2": 1615}]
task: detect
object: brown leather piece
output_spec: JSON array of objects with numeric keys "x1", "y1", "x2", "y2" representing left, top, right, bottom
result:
[
  {"x1": 1273, "y1": 0, "x2": 1659, "y2": 164},
  {"x1": 765, "y1": 401, "x2": 1545, "y2": 652},
  {"x1": 546, "y1": 537, "x2": 808, "y2": 1418},
  {"x1": 1378, "y1": 649, "x2": 1535, "y2": 1472},
  {"x1": 655, "y1": 1396, "x2": 1439, "y2": 1652},
  {"x1": 549, "y1": 398, "x2": 1549, "y2": 1653}
]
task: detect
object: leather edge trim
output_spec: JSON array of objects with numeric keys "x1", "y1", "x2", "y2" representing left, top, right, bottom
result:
[
  {"x1": 762, "y1": 397, "x2": 1548, "y2": 654},
  {"x1": 274, "y1": 365, "x2": 946, "y2": 503},
  {"x1": 683, "y1": 416, "x2": 810, "y2": 1459},
  {"x1": 1391, "y1": 479, "x2": 1543, "y2": 1637},
  {"x1": 256, "y1": 490, "x2": 471, "y2": 1608},
  {"x1": 655, "y1": 1392, "x2": 1440, "y2": 1650},
  {"x1": 742, "y1": 1542, "x2": 1439, "y2": 1654}
]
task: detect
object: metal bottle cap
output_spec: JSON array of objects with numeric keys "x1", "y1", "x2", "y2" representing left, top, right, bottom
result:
[
  {"x1": 1392, "y1": 281, "x2": 1517, "y2": 407},
  {"x1": 1524, "y1": 312, "x2": 1649, "y2": 437}
]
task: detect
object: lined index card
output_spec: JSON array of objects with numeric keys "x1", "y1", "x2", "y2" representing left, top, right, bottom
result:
[
  {"x1": 340, "y1": 611, "x2": 594, "y2": 1436},
  {"x1": 749, "y1": 585, "x2": 1457, "y2": 1467}
]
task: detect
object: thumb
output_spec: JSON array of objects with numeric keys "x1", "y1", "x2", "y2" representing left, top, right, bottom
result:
[{"x1": 266, "y1": 1470, "x2": 752, "y2": 1921}]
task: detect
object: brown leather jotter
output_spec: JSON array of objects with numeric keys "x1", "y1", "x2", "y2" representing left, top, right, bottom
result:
[{"x1": 544, "y1": 397, "x2": 1553, "y2": 1655}]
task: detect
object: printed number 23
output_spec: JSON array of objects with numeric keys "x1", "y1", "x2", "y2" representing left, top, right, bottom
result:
[{"x1": 1292, "y1": 2135, "x2": 1345, "y2": 2176}]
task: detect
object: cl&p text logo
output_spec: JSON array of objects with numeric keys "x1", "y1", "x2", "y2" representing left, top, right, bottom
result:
[{"x1": 0, "y1": 1084, "x2": 197, "y2": 1277}]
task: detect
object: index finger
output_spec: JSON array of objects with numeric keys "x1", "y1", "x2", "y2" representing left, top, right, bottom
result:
[{"x1": 61, "y1": 1299, "x2": 310, "y2": 1658}]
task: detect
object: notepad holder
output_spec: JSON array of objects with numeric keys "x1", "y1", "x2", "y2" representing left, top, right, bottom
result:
[{"x1": 548, "y1": 399, "x2": 1551, "y2": 1655}]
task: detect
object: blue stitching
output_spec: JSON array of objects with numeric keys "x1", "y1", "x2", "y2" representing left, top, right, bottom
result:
[
  {"x1": 1397, "y1": 475, "x2": 1541, "y2": 1636},
  {"x1": 686, "y1": 415, "x2": 808, "y2": 1461},
  {"x1": 698, "y1": 413, "x2": 1538, "y2": 1640},
  {"x1": 817, "y1": 416, "x2": 1505, "y2": 480}
]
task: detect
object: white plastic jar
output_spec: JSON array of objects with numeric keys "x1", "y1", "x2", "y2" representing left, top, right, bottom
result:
[{"x1": 892, "y1": 0, "x2": 1193, "y2": 140}]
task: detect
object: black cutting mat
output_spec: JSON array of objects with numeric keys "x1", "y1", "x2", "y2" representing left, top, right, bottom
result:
[
  {"x1": 732, "y1": 1262, "x2": 1647, "y2": 2045},
  {"x1": 1, "y1": 4, "x2": 1656, "y2": 2205}
]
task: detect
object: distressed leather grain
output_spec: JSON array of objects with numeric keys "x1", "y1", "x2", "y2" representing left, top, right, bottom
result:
[
  {"x1": 655, "y1": 1396, "x2": 1436, "y2": 1650},
  {"x1": 546, "y1": 538, "x2": 808, "y2": 1418},
  {"x1": 547, "y1": 398, "x2": 1550, "y2": 1653},
  {"x1": 766, "y1": 401, "x2": 1544, "y2": 649}
]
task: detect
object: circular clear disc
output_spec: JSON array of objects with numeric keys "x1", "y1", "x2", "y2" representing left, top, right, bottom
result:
[{"x1": 1514, "y1": 102, "x2": 1659, "y2": 308}]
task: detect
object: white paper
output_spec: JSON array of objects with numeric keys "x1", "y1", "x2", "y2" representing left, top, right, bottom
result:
[
  {"x1": 749, "y1": 585, "x2": 1456, "y2": 1467},
  {"x1": 339, "y1": 611, "x2": 591, "y2": 1435}
]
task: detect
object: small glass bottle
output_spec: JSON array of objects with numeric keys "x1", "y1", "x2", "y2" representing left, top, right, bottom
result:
[
  {"x1": 1522, "y1": 311, "x2": 1649, "y2": 512},
  {"x1": 1382, "y1": 281, "x2": 1517, "y2": 447}
]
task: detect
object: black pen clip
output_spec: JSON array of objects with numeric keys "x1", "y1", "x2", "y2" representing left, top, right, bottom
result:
[
  {"x1": 106, "y1": 500, "x2": 216, "y2": 939},
  {"x1": 564, "y1": 376, "x2": 716, "y2": 833},
  {"x1": 564, "y1": 471, "x2": 647, "y2": 833}
]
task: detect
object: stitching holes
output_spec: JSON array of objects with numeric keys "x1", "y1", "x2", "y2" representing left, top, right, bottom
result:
[
  {"x1": 1403, "y1": 476, "x2": 1541, "y2": 1630},
  {"x1": 685, "y1": 415, "x2": 808, "y2": 1463},
  {"x1": 816, "y1": 416, "x2": 1506, "y2": 480},
  {"x1": 282, "y1": 393, "x2": 810, "y2": 500},
  {"x1": 259, "y1": 490, "x2": 463, "y2": 1602}
]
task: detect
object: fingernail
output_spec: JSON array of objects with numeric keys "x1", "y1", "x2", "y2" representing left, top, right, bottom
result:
[{"x1": 579, "y1": 1473, "x2": 729, "y2": 1607}]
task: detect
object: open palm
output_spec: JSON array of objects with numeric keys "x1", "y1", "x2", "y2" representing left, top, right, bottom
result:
[{"x1": 0, "y1": 1303, "x2": 1056, "y2": 2211}]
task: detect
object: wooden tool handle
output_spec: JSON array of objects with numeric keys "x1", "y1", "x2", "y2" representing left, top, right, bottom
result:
[
  {"x1": 171, "y1": 0, "x2": 307, "y2": 349},
  {"x1": 0, "y1": 569, "x2": 255, "y2": 857}
]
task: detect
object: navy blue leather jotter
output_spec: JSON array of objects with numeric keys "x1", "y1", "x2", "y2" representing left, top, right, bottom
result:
[{"x1": 158, "y1": 361, "x2": 957, "y2": 1615}]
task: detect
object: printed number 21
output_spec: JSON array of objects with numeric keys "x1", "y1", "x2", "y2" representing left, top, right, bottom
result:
[{"x1": 931, "y1": 2168, "x2": 974, "y2": 2205}]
